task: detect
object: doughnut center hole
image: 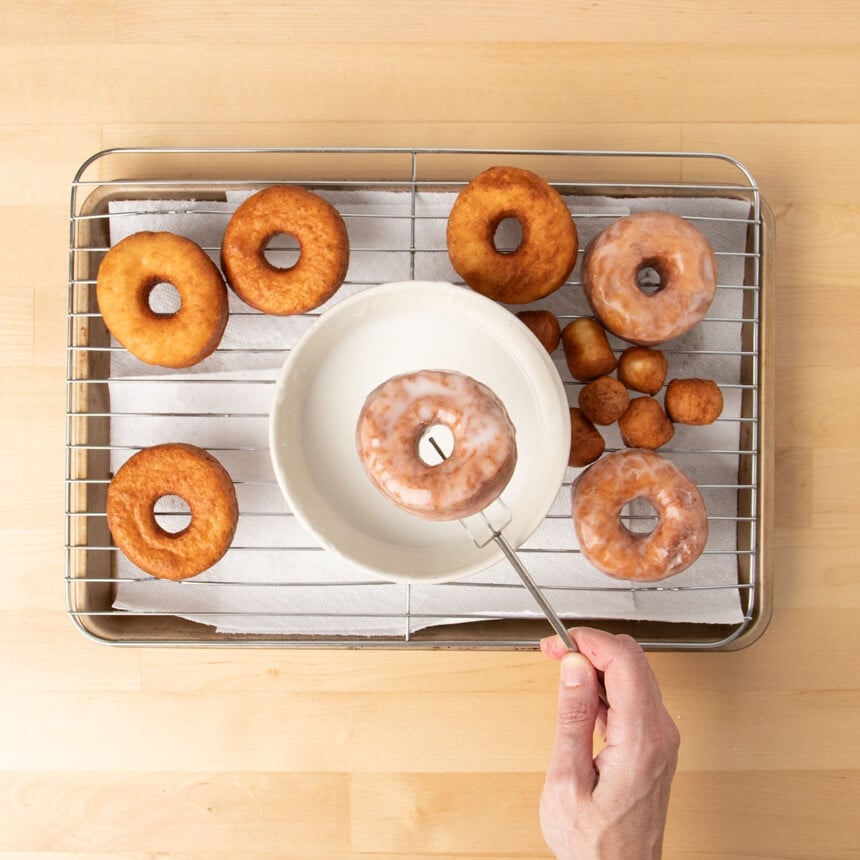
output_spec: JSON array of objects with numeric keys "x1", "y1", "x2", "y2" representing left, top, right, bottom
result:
[
  {"x1": 263, "y1": 231, "x2": 301, "y2": 270},
  {"x1": 622, "y1": 497, "x2": 660, "y2": 535},
  {"x1": 148, "y1": 281, "x2": 182, "y2": 315},
  {"x1": 493, "y1": 217, "x2": 523, "y2": 255},
  {"x1": 636, "y1": 261, "x2": 665, "y2": 296},
  {"x1": 417, "y1": 424, "x2": 455, "y2": 467},
  {"x1": 153, "y1": 494, "x2": 192, "y2": 535}
]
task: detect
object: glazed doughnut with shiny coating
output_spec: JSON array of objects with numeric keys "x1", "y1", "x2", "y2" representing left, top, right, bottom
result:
[
  {"x1": 582, "y1": 211, "x2": 717, "y2": 345},
  {"x1": 572, "y1": 448, "x2": 708, "y2": 581},
  {"x1": 356, "y1": 370, "x2": 517, "y2": 521},
  {"x1": 106, "y1": 443, "x2": 238, "y2": 580},
  {"x1": 446, "y1": 166, "x2": 578, "y2": 304},
  {"x1": 96, "y1": 231, "x2": 229, "y2": 368}
]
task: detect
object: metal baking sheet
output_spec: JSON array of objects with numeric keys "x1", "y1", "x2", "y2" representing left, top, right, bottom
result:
[{"x1": 66, "y1": 147, "x2": 774, "y2": 650}]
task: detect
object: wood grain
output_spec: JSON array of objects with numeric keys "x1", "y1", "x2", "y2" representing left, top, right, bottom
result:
[{"x1": 1, "y1": 1, "x2": 858, "y2": 857}]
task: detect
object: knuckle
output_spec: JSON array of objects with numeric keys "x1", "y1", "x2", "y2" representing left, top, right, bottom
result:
[{"x1": 557, "y1": 696, "x2": 595, "y2": 732}]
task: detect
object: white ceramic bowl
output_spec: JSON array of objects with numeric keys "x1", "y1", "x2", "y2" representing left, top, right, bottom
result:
[{"x1": 269, "y1": 281, "x2": 570, "y2": 583}]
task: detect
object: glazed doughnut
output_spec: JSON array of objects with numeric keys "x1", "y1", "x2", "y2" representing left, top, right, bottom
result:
[
  {"x1": 446, "y1": 166, "x2": 578, "y2": 304},
  {"x1": 96, "y1": 231, "x2": 229, "y2": 368},
  {"x1": 582, "y1": 211, "x2": 718, "y2": 345},
  {"x1": 356, "y1": 370, "x2": 517, "y2": 521},
  {"x1": 572, "y1": 449, "x2": 708, "y2": 581},
  {"x1": 106, "y1": 443, "x2": 238, "y2": 580},
  {"x1": 221, "y1": 185, "x2": 349, "y2": 315}
]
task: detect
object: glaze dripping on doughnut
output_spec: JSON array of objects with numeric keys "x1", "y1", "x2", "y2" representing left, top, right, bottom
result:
[
  {"x1": 582, "y1": 211, "x2": 717, "y2": 345},
  {"x1": 356, "y1": 370, "x2": 517, "y2": 521},
  {"x1": 571, "y1": 448, "x2": 708, "y2": 581}
]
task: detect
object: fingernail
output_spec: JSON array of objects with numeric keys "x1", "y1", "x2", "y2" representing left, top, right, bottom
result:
[{"x1": 561, "y1": 653, "x2": 592, "y2": 687}]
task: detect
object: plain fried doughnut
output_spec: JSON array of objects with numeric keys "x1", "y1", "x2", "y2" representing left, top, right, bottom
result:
[
  {"x1": 106, "y1": 443, "x2": 239, "y2": 580},
  {"x1": 221, "y1": 185, "x2": 349, "y2": 315},
  {"x1": 356, "y1": 370, "x2": 517, "y2": 521},
  {"x1": 446, "y1": 166, "x2": 579, "y2": 304},
  {"x1": 582, "y1": 211, "x2": 718, "y2": 345},
  {"x1": 96, "y1": 231, "x2": 229, "y2": 368},
  {"x1": 572, "y1": 448, "x2": 708, "y2": 581}
]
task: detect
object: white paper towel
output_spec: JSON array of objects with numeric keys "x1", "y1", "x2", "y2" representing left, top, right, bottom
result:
[{"x1": 107, "y1": 189, "x2": 752, "y2": 635}]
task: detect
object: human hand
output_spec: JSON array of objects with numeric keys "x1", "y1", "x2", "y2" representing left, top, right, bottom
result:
[{"x1": 539, "y1": 628, "x2": 680, "y2": 860}]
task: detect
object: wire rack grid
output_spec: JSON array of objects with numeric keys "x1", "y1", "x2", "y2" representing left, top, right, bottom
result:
[{"x1": 65, "y1": 147, "x2": 774, "y2": 650}]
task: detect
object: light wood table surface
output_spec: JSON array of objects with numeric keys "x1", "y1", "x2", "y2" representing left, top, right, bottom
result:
[{"x1": 1, "y1": 2, "x2": 858, "y2": 857}]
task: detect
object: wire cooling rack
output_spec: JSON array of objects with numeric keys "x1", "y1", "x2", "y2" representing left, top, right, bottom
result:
[{"x1": 66, "y1": 148, "x2": 774, "y2": 650}]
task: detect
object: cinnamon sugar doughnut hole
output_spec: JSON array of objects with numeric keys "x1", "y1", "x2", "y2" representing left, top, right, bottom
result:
[
  {"x1": 618, "y1": 396, "x2": 674, "y2": 450},
  {"x1": 578, "y1": 376, "x2": 630, "y2": 426},
  {"x1": 665, "y1": 378, "x2": 724, "y2": 425}
]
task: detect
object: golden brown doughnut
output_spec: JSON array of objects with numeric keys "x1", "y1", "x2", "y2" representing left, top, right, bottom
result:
[
  {"x1": 516, "y1": 309, "x2": 561, "y2": 353},
  {"x1": 578, "y1": 376, "x2": 630, "y2": 426},
  {"x1": 446, "y1": 166, "x2": 578, "y2": 304},
  {"x1": 618, "y1": 396, "x2": 674, "y2": 450},
  {"x1": 617, "y1": 346, "x2": 669, "y2": 395},
  {"x1": 96, "y1": 231, "x2": 229, "y2": 368},
  {"x1": 572, "y1": 449, "x2": 708, "y2": 581},
  {"x1": 356, "y1": 370, "x2": 517, "y2": 521},
  {"x1": 665, "y1": 378, "x2": 724, "y2": 425},
  {"x1": 221, "y1": 185, "x2": 349, "y2": 315},
  {"x1": 568, "y1": 407, "x2": 605, "y2": 468},
  {"x1": 561, "y1": 318, "x2": 618, "y2": 381},
  {"x1": 582, "y1": 211, "x2": 718, "y2": 345},
  {"x1": 106, "y1": 443, "x2": 238, "y2": 580}
]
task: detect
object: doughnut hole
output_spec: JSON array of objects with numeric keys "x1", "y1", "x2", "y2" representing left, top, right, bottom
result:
[
  {"x1": 492, "y1": 216, "x2": 523, "y2": 254},
  {"x1": 152, "y1": 494, "x2": 192, "y2": 535},
  {"x1": 618, "y1": 396, "x2": 674, "y2": 450},
  {"x1": 635, "y1": 259, "x2": 666, "y2": 296},
  {"x1": 621, "y1": 497, "x2": 660, "y2": 535},
  {"x1": 417, "y1": 423, "x2": 455, "y2": 466},
  {"x1": 263, "y1": 231, "x2": 301, "y2": 270},
  {"x1": 147, "y1": 280, "x2": 182, "y2": 315}
]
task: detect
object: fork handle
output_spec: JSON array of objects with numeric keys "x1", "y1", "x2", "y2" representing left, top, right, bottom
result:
[{"x1": 494, "y1": 532, "x2": 609, "y2": 707}]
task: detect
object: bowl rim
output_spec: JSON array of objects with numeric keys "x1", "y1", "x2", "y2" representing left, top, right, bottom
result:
[{"x1": 268, "y1": 280, "x2": 571, "y2": 583}]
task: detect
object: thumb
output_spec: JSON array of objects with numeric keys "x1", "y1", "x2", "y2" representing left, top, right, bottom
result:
[{"x1": 546, "y1": 653, "x2": 600, "y2": 797}]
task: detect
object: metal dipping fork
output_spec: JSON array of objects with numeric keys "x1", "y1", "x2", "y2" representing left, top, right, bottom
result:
[
  {"x1": 426, "y1": 435, "x2": 573, "y2": 644},
  {"x1": 428, "y1": 436, "x2": 609, "y2": 707}
]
